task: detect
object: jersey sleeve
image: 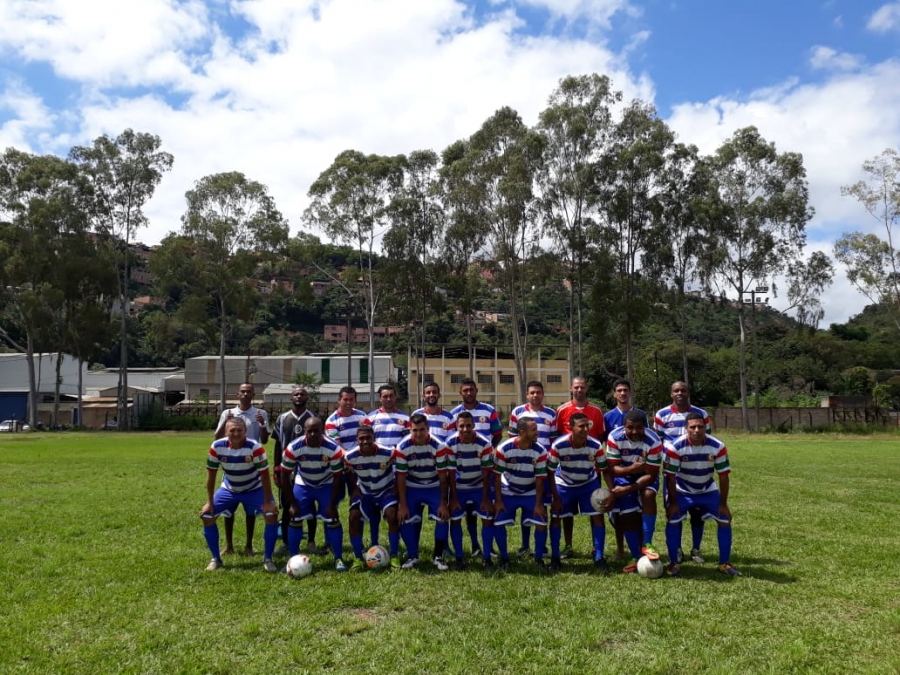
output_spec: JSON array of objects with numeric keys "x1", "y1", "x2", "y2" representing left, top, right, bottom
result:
[
  {"x1": 664, "y1": 446, "x2": 681, "y2": 475},
  {"x1": 206, "y1": 444, "x2": 220, "y2": 471},
  {"x1": 251, "y1": 443, "x2": 268, "y2": 472},
  {"x1": 507, "y1": 409, "x2": 518, "y2": 438},
  {"x1": 329, "y1": 446, "x2": 345, "y2": 474},
  {"x1": 281, "y1": 440, "x2": 300, "y2": 472},
  {"x1": 605, "y1": 436, "x2": 621, "y2": 464},
  {"x1": 714, "y1": 444, "x2": 730, "y2": 475}
]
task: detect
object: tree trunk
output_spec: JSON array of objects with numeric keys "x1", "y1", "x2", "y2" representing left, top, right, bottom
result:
[
  {"x1": 53, "y1": 352, "x2": 62, "y2": 426},
  {"x1": 219, "y1": 302, "x2": 227, "y2": 414},
  {"x1": 26, "y1": 332, "x2": 37, "y2": 429},
  {"x1": 738, "y1": 306, "x2": 750, "y2": 431}
]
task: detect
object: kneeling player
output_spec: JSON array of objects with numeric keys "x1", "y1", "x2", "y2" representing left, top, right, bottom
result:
[
  {"x1": 548, "y1": 412, "x2": 613, "y2": 573},
  {"x1": 444, "y1": 410, "x2": 494, "y2": 570},
  {"x1": 492, "y1": 418, "x2": 549, "y2": 570},
  {"x1": 200, "y1": 417, "x2": 279, "y2": 572},
  {"x1": 605, "y1": 410, "x2": 663, "y2": 572},
  {"x1": 343, "y1": 424, "x2": 401, "y2": 571},
  {"x1": 663, "y1": 413, "x2": 740, "y2": 577},
  {"x1": 282, "y1": 417, "x2": 347, "y2": 571}
]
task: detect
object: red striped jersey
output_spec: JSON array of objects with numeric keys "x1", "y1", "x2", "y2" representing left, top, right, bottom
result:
[
  {"x1": 281, "y1": 436, "x2": 344, "y2": 488},
  {"x1": 394, "y1": 434, "x2": 452, "y2": 488},
  {"x1": 549, "y1": 434, "x2": 607, "y2": 488},
  {"x1": 444, "y1": 431, "x2": 494, "y2": 489},
  {"x1": 207, "y1": 438, "x2": 268, "y2": 493},
  {"x1": 494, "y1": 437, "x2": 548, "y2": 497},
  {"x1": 343, "y1": 444, "x2": 396, "y2": 497},
  {"x1": 664, "y1": 434, "x2": 730, "y2": 494}
]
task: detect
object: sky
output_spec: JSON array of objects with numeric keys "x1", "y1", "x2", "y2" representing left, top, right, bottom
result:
[{"x1": 1, "y1": 0, "x2": 899, "y2": 327}]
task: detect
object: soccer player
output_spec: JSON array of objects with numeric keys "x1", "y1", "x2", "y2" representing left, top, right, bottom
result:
[
  {"x1": 450, "y1": 378, "x2": 502, "y2": 556},
  {"x1": 271, "y1": 385, "x2": 317, "y2": 553},
  {"x1": 509, "y1": 381, "x2": 558, "y2": 558},
  {"x1": 605, "y1": 410, "x2": 664, "y2": 572},
  {"x1": 395, "y1": 413, "x2": 453, "y2": 571},
  {"x1": 200, "y1": 417, "x2": 279, "y2": 572},
  {"x1": 366, "y1": 384, "x2": 410, "y2": 449},
  {"x1": 281, "y1": 417, "x2": 347, "y2": 571},
  {"x1": 654, "y1": 381, "x2": 711, "y2": 563},
  {"x1": 325, "y1": 386, "x2": 367, "y2": 451},
  {"x1": 492, "y1": 417, "x2": 549, "y2": 570},
  {"x1": 444, "y1": 410, "x2": 494, "y2": 569},
  {"x1": 548, "y1": 412, "x2": 613, "y2": 573},
  {"x1": 554, "y1": 376, "x2": 605, "y2": 559},
  {"x1": 413, "y1": 381, "x2": 455, "y2": 445},
  {"x1": 663, "y1": 413, "x2": 740, "y2": 577},
  {"x1": 343, "y1": 424, "x2": 402, "y2": 571},
  {"x1": 214, "y1": 382, "x2": 270, "y2": 556}
]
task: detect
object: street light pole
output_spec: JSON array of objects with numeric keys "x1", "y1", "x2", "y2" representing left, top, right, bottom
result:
[{"x1": 742, "y1": 285, "x2": 769, "y2": 430}]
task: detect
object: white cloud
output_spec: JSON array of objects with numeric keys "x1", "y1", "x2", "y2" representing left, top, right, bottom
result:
[
  {"x1": 809, "y1": 45, "x2": 863, "y2": 71},
  {"x1": 867, "y1": 2, "x2": 900, "y2": 33},
  {"x1": 0, "y1": 81, "x2": 56, "y2": 151}
]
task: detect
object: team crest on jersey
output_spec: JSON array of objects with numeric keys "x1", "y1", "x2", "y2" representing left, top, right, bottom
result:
[
  {"x1": 588, "y1": 453, "x2": 595, "y2": 462},
  {"x1": 244, "y1": 455, "x2": 253, "y2": 463},
  {"x1": 442, "y1": 421, "x2": 449, "y2": 429},
  {"x1": 479, "y1": 416, "x2": 487, "y2": 423},
  {"x1": 708, "y1": 454, "x2": 716, "y2": 462},
  {"x1": 322, "y1": 453, "x2": 330, "y2": 464},
  {"x1": 380, "y1": 462, "x2": 388, "y2": 470}
]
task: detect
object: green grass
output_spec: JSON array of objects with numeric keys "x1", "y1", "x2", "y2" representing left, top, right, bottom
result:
[{"x1": 1, "y1": 432, "x2": 899, "y2": 674}]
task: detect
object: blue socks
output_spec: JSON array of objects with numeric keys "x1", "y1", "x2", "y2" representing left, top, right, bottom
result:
[
  {"x1": 666, "y1": 522, "x2": 682, "y2": 563},
  {"x1": 549, "y1": 526, "x2": 561, "y2": 558},
  {"x1": 717, "y1": 525, "x2": 733, "y2": 564},
  {"x1": 624, "y1": 529, "x2": 641, "y2": 560},
  {"x1": 287, "y1": 524, "x2": 304, "y2": 556},
  {"x1": 450, "y1": 522, "x2": 465, "y2": 560},
  {"x1": 350, "y1": 534, "x2": 364, "y2": 560},
  {"x1": 534, "y1": 529, "x2": 548, "y2": 561},
  {"x1": 388, "y1": 531, "x2": 400, "y2": 558},
  {"x1": 203, "y1": 524, "x2": 220, "y2": 560},
  {"x1": 591, "y1": 524, "x2": 606, "y2": 561},
  {"x1": 643, "y1": 514, "x2": 657, "y2": 545},
  {"x1": 481, "y1": 525, "x2": 494, "y2": 561},
  {"x1": 494, "y1": 526, "x2": 509, "y2": 559},
  {"x1": 263, "y1": 522, "x2": 278, "y2": 559}
]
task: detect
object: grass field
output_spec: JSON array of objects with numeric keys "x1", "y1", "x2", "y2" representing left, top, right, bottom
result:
[{"x1": 1, "y1": 431, "x2": 899, "y2": 674}]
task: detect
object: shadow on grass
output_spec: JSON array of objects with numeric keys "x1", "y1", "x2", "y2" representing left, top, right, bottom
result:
[{"x1": 674, "y1": 558, "x2": 798, "y2": 584}]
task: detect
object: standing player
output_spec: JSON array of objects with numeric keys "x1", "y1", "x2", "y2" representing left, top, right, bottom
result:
[
  {"x1": 271, "y1": 385, "x2": 317, "y2": 554},
  {"x1": 343, "y1": 424, "x2": 402, "y2": 571},
  {"x1": 554, "y1": 376, "x2": 605, "y2": 559},
  {"x1": 444, "y1": 410, "x2": 494, "y2": 569},
  {"x1": 663, "y1": 413, "x2": 740, "y2": 577},
  {"x1": 509, "y1": 381, "x2": 558, "y2": 558},
  {"x1": 325, "y1": 386, "x2": 367, "y2": 451},
  {"x1": 214, "y1": 383, "x2": 270, "y2": 556},
  {"x1": 200, "y1": 417, "x2": 279, "y2": 572},
  {"x1": 281, "y1": 417, "x2": 347, "y2": 571},
  {"x1": 492, "y1": 418, "x2": 549, "y2": 570},
  {"x1": 366, "y1": 384, "x2": 410, "y2": 449},
  {"x1": 413, "y1": 381, "x2": 455, "y2": 445},
  {"x1": 603, "y1": 379, "x2": 646, "y2": 560},
  {"x1": 548, "y1": 413, "x2": 613, "y2": 573},
  {"x1": 395, "y1": 413, "x2": 452, "y2": 571},
  {"x1": 654, "y1": 381, "x2": 711, "y2": 563},
  {"x1": 605, "y1": 410, "x2": 664, "y2": 572},
  {"x1": 450, "y1": 378, "x2": 502, "y2": 556}
]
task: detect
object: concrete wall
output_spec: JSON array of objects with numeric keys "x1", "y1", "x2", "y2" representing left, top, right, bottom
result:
[{"x1": 711, "y1": 406, "x2": 897, "y2": 430}]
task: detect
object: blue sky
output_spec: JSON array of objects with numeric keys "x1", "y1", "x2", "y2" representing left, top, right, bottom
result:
[{"x1": 0, "y1": 0, "x2": 899, "y2": 325}]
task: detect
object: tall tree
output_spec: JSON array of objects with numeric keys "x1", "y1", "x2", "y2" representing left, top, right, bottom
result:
[
  {"x1": 165, "y1": 171, "x2": 289, "y2": 411},
  {"x1": 703, "y1": 126, "x2": 813, "y2": 430},
  {"x1": 305, "y1": 150, "x2": 405, "y2": 408},
  {"x1": 835, "y1": 148, "x2": 900, "y2": 331},
  {"x1": 781, "y1": 251, "x2": 834, "y2": 329},
  {"x1": 69, "y1": 129, "x2": 173, "y2": 429},
  {"x1": 0, "y1": 150, "x2": 92, "y2": 427},
  {"x1": 536, "y1": 73, "x2": 620, "y2": 378}
]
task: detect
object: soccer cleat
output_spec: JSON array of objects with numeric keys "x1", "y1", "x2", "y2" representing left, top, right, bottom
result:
[
  {"x1": 482, "y1": 558, "x2": 495, "y2": 571},
  {"x1": 334, "y1": 559, "x2": 348, "y2": 572},
  {"x1": 560, "y1": 545, "x2": 574, "y2": 560},
  {"x1": 390, "y1": 556, "x2": 401, "y2": 571},
  {"x1": 498, "y1": 558, "x2": 511, "y2": 571},
  {"x1": 690, "y1": 548, "x2": 705, "y2": 564},
  {"x1": 349, "y1": 558, "x2": 365, "y2": 572},
  {"x1": 641, "y1": 544, "x2": 660, "y2": 561},
  {"x1": 676, "y1": 548, "x2": 685, "y2": 564},
  {"x1": 516, "y1": 546, "x2": 531, "y2": 559},
  {"x1": 718, "y1": 562, "x2": 742, "y2": 577},
  {"x1": 433, "y1": 556, "x2": 450, "y2": 572},
  {"x1": 535, "y1": 559, "x2": 551, "y2": 574},
  {"x1": 622, "y1": 559, "x2": 639, "y2": 574},
  {"x1": 262, "y1": 559, "x2": 277, "y2": 573},
  {"x1": 307, "y1": 542, "x2": 326, "y2": 555},
  {"x1": 593, "y1": 557, "x2": 610, "y2": 575},
  {"x1": 455, "y1": 558, "x2": 467, "y2": 572},
  {"x1": 549, "y1": 556, "x2": 562, "y2": 572},
  {"x1": 400, "y1": 557, "x2": 419, "y2": 570},
  {"x1": 665, "y1": 562, "x2": 680, "y2": 577},
  {"x1": 205, "y1": 558, "x2": 223, "y2": 572},
  {"x1": 471, "y1": 547, "x2": 483, "y2": 559}
]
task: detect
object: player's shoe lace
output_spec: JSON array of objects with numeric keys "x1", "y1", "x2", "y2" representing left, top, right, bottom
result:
[
  {"x1": 334, "y1": 559, "x2": 347, "y2": 572},
  {"x1": 432, "y1": 556, "x2": 449, "y2": 572},
  {"x1": 262, "y1": 559, "x2": 277, "y2": 573},
  {"x1": 622, "y1": 559, "x2": 639, "y2": 574},
  {"x1": 665, "y1": 562, "x2": 680, "y2": 577},
  {"x1": 400, "y1": 557, "x2": 419, "y2": 570},
  {"x1": 718, "y1": 562, "x2": 741, "y2": 577},
  {"x1": 690, "y1": 548, "x2": 705, "y2": 564},
  {"x1": 641, "y1": 544, "x2": 660, "y2": 561}
]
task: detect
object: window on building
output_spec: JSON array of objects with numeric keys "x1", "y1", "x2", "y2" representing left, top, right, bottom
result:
[
  {"x1": 420, "y1": 373, "x2": 434, "y2": 383},
  {"x1": 450, "y1": 374, "x2": 463, "y2": 384},
  {"x1": 546, "y1": 375, "x2": 562, "y2": 384},
  {"x1": 199, "y1": 388, "x2": 209, "y2": 398},
  {"x1": 477, "y1": 374, "x2": 493, "y2": 385},
  {"x1": 499, "y1": 374, "x2": 515, "y2": 385}
]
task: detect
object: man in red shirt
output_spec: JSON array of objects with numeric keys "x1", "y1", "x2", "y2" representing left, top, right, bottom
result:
[{"x1": 554, "y1": 376, "x2": 605, "y2": 559}]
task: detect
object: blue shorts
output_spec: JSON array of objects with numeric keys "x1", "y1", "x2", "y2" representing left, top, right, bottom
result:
[
  {"x1": 453, "y1": 486, "x2": 494, "y2": 520},
  {"x1": 494, "y1": 493, "x2": 548, "y2": 527},
  {"x1": 211, "y1": 486, "x2": 269, "y2": 518},
  {"x1": 402, "y1": 486, "x2": 444, "y2": 524},
  {"x1": 292, "y1": 483, "x2": 343, "y2": 524},
  {"x1": 556, "y1": 479, "x2": 601, "y2": 518},
  {"x1": 351, "y1": 491, "x2": 398, "y2": 523},
  {"x1": 667, "y1": 490, "x2": 728, "y2": 524}
]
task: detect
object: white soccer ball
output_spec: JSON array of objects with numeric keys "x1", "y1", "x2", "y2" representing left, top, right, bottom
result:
[
  {"x1": 286, "y1": 554, "x2": 313, "y2": 579},
  {"x1": 590, "y1": 487, "x2": 611, "y2": 513},
  {"x1": 364, "y1": 545, "x2": 390, "y2": 570},
  {"x1": 637, "y1": 555, "x2": 664, "y2": 579}
]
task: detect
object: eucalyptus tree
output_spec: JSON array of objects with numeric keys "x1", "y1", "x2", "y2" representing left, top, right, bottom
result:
[
  {"x1": 305, "y1": 151, "x2": 405, "y2": 408},
  {"x1": 69, "y1": 129, "x2": 173, "y2": 429},
  {"x1": 702, "y1": 126, "x2": 813, "y2": 430},
  {"x1": 535, "y1": 73, "x2": 621, "y2": 378},
  {"x1": 0, "y1": 150, "x2": 93, "y2": 427},
  {"x1": 836, "y1": 148, "x2": 900, "y2": 332},
  {"x1": 162, "y1": 171, "x2": 289, "y2": 411}
]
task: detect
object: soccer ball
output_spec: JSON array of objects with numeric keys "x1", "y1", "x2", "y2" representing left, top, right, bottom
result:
[
  {"x1": 364, "y1": 545, "x2": 390, "y2": 570},
  {"x1": 286, "y1": 554, "x2": 313, "y2": 579},
  {"x1": 636, "y1": 555, "x2": 664, "y2": 579},
  {"x1": 589, "y1": 487, "x2": 611, "y2": 513}
]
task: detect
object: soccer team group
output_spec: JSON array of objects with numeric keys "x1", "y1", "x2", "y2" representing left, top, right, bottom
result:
[{"x1": 199, "y1": 377, "x2": 741, "y2": 578}]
